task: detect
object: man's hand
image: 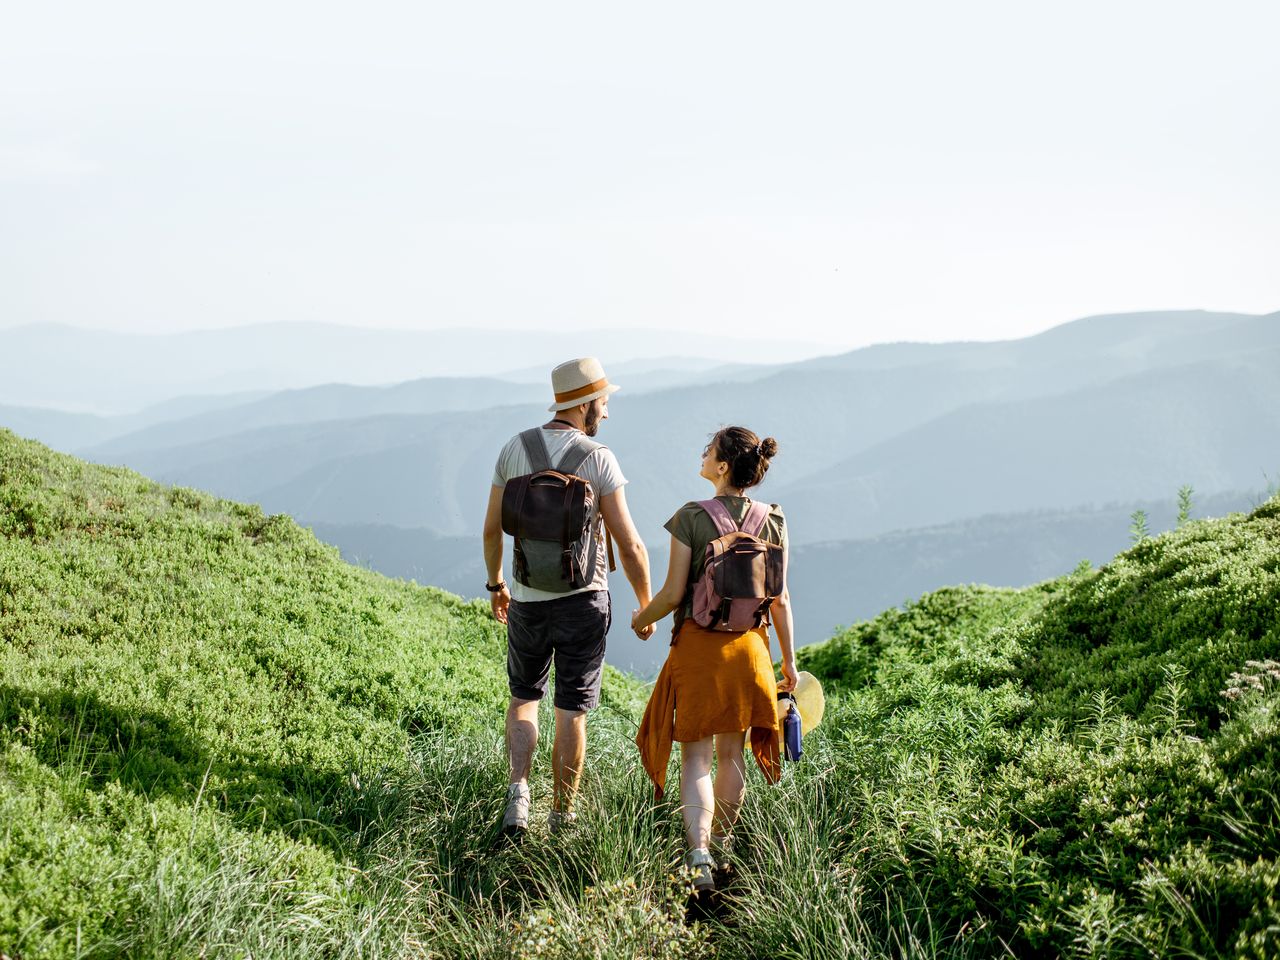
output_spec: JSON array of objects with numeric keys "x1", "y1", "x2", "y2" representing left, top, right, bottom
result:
[
  {"x1": 631, "y1": 609, "x2": 655, "y2": 642},
  {"x1": 491, "y1": 585, "x2": 511, "y2": 624}
]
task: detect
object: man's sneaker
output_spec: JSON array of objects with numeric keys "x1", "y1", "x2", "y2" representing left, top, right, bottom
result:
[
  {"x1": 548, "y1": 809, "x2": 577, "y2": 835},
  {"x1": 501, "y1": 783, "x2": 530, "y2": 838},
  {"x1": 684, "y1": 847, "x2": 716, "y2": 893}
]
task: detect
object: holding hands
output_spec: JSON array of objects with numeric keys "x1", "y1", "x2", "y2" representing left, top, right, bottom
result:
[{"x1": 631, "y1": 609, "x2": 655, "y2": 641}]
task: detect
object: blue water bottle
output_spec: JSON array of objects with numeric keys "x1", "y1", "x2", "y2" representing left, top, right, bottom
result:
[{"x1": 780, "y1": 693, "x2": 803, "y2": 761}]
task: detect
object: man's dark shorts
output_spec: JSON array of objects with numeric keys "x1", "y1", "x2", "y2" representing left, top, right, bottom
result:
[{"x1": 507, "y1": 590, "x2": 610, "y2": 712}]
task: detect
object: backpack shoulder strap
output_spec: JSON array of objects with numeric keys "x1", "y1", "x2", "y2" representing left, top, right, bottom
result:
[
  {"x1": 519, "y1": 428, "x2": 553, "y2": 473},
  {"x1": 699, "y1": 499, "x2": 739, "y2": 538},
  {"x1": 741, "y1": 500, "x2": 772, "y2": 538},
  {"x1": 555, "y1": 434, "x2": 604, "y2": 477}
]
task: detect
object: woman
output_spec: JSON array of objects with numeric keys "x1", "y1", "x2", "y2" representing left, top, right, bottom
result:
[{"x1": 632, "y1": 425, "x2": 798, "y2": 893}]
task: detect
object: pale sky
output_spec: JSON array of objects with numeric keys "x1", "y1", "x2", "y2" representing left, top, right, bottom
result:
[{"x1": 2, "y1": 1, "x2": 1278, "y2": 350}]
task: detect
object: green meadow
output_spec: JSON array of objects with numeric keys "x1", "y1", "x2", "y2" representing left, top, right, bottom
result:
[{"x1": 2, "y1": 427, "x2": 1278, "y2": 959}]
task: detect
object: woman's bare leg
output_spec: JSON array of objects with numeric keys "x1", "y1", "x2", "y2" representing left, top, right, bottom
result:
[
  {"x1": 712, "y1": 730, "x2": 748, "y2": 840},
  {"x1": 679, "y1": 737, "x2": 715, "y2": 850}
]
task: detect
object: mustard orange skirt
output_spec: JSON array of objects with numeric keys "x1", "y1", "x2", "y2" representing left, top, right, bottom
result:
[{"x1": 636, "y1": 619, "x2": 781, "y2": 796}]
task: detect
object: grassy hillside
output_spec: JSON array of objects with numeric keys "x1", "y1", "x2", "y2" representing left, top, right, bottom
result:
[
  {"x1": 0, "y1": 430, "x2": 651, "y2": 958},
  {"x1": 4, "y1": 427, "x2": 1279, "y2": 958},
  {"x1": 795, "y1": 496, "x2": 1280, "y2": 957}
]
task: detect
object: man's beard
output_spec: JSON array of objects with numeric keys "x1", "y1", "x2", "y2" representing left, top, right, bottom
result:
[{"x1": 584, "y1": 405, "x2": 602, "y2": 436}]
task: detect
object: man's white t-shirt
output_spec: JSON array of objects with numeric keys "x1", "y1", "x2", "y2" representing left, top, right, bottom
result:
[{"x1": 492, "y1": 427, "x2": 627, "y2": 603}]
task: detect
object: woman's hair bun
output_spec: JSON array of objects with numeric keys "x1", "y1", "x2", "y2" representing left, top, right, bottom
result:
[{"x1": 711, "y1": 425, "x2": 778, "y2": 489}]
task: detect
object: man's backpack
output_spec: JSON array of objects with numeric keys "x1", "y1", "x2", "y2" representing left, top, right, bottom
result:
[
  {"x1": 691, "y1": 498, "x2": 785, "y2": 631},
  {"x1": 501, "y1": 429, "x2": 612, "y2": 593}
]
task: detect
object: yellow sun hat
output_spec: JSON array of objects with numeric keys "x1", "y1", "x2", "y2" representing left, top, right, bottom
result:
[{"x1": 776, "y1": 671, "x2": 825, "y2": 732}]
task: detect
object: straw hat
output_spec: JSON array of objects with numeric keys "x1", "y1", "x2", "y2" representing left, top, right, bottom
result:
[
  {"x1": 776, "y1": 671, "x2": 825, "y2": 732},
  {"x1": 547, "y1": 357, "x2": 621, "y2": 412}
]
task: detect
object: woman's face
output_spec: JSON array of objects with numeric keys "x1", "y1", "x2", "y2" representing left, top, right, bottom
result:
[{"x1": 700, "y1": 439, "x2": 727, "y2": 485}]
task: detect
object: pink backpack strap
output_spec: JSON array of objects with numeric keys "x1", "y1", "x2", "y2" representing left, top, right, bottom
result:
[
  {"x1": 698, "y1": 499, "x2": 738, "y2": 537},
  {"x1": 741, "y1": 500, "x2": 771, "y2": 538}
]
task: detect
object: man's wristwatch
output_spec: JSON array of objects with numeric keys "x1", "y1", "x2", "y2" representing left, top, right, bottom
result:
[{"x1": 485, "y1": 580, "x2": 507, "y2": 593}]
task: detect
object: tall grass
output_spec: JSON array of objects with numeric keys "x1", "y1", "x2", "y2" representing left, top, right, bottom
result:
[{"x1": 3, "y1": 430, "x2": 1280, "y2": 958}]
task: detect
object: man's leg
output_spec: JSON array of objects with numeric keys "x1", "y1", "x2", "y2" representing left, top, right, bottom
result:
[
  {"x1": 551, "y1": 707, "x2": 586, "y2": 812},
  {"x1": 549, "y1": 591, "x2": 609, "y2": 818},
  {"x1": 507, "y1": 696, "x2": 540, "y2": 786},
  {"x1": 504, "y1": 598, "x2": 551, "y2": 835}
]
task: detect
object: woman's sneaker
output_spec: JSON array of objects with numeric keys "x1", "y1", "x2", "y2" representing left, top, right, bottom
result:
[
  {"x1": 711, "y1": 833, "x2": 735, "y2": 885},
  {"x1": 684, "y1": 847, "x2": 716, "y2": 893},
  {"x1": 548, "y1": 808, "x2": 577, "y2": 835},
  {"x1": 501, "y1": 783, "x2": 530, "y2": 839}
]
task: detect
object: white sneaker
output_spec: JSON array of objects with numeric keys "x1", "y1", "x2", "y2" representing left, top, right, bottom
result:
[
  {"x1": 502, "y1": 783, "x2": 530, "y2": 834},
  {"x1": 548, "y1": 809, "x2": 577, "y2": 835}
]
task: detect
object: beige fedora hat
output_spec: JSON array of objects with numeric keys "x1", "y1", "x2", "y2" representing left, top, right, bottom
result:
[
  {"x1": 776, "y1": 670, "x2": 826, "y2": 733},
  {"x1": 547, "y1": 357, "x2": 621, "y2": 412}
]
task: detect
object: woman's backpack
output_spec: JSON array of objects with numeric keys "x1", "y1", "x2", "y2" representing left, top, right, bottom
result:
[
  {"x1": 501, "y1": 429, "x2": 610, "y2": 593},
  {"x1": 691, "y1": 498, "x2": 785, "y2": 631}
]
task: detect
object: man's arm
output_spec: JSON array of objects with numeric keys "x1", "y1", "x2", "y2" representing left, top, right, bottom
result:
[
  {"x1": 482, "y1": 484, "x2": 511, "y2": 624},
  {"x1": 599, "y1": 486, "x2": 651, "y2": 617}
]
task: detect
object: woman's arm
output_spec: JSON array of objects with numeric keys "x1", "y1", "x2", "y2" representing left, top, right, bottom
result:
[
  {"x1": 631, "y1": 535, "x2": 693, "y2": 635},
  {"x1": 773, "y1": 536, "x2": 798, "y2": 691}
]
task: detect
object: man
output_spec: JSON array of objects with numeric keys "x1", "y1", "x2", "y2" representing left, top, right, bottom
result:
[{"x1": 482, "y1": 357, "x2": 654, "y2": 837}]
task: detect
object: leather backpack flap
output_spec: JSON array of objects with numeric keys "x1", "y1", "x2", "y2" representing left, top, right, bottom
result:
[
  {"x1": 502, "y1": 472, "x2": 587, "y2": 540},
  {"x1": 713, "y1": 539, "x2": 774, "y2": 598},
  {"x1": 523, "y1": 472, "x2": 590, "y2": 541}
]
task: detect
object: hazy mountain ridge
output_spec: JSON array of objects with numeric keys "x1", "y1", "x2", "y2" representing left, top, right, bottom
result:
[
  {"x1": 0, "y1": 322, "x2": 833, "y2": 413},
  {"x1": 777, "y1": 346, "x2": 1280, "y2": 541},
  {"x1": 4, "y1": 309, "x2": 1277, "y2": 676},
  {"x1": 76, "y1": 361, "x2": 774, "y2": 462},
  {"x1": 76, "y1": 311, "x2": 1280, "y2": 544},
  {"x1": 786, "y1": 488, "x2": 1266, "y2": 641},
  {"x1": 0, "y1": 391, "x2": 275, "y2": 451},
  {"x1": 78, "y1": 378, "x2": 550, "y2": 459}
]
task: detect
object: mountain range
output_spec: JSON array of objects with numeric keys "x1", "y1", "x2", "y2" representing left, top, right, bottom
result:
[
  {"x1": 0, "y1": 322, "x2": 823, "y2": 414},
  {"x1": 3, "y1": 308, "x2": 1277, "y2": 674}
]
